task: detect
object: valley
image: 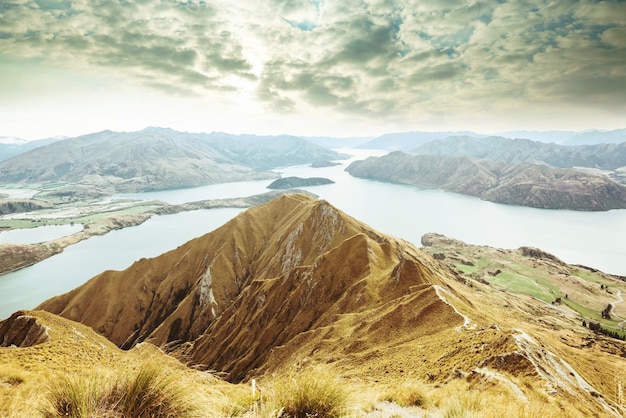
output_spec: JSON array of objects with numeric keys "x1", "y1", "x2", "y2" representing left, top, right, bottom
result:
[{"x1": 2, "y1": 194, "x2": 626, "y2": 417}]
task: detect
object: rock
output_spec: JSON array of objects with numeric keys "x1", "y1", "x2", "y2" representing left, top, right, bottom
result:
[{"x1": 0, "y1": 311, "x2": 50, "y2": 347}]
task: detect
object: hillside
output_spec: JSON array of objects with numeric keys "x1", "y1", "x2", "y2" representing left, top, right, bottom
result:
[
  {"x1": 0, "y1": 127, "x2": 346, "y2": 194},
  {"x1": 346, "y1": 151, "x2": 626, "y2": 210},
  {"x1": 414, "y1": 135, "x2": 626, "y2": 170},
  {"x1": 0, "y1": 137, "x2": 63, "y2": 162},
  {"x1": 1, "y1": 194, "x2": 624, "y2": 415}
]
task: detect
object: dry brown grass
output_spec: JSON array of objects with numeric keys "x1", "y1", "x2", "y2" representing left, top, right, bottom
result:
[
  {"x1": 380, "y1": 379, "x2": 431, "y2": 408},
  {"x1": 258, "y1": 369, "x2": 351, "y2": 418},
  {"x1": 41, "y1": 360, "x2": 197, "y2": 418}
]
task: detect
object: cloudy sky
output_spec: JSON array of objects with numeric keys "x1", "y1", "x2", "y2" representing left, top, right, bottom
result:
[{"x1": 1, "y1": 0, "x2": 625, "y2": 139}]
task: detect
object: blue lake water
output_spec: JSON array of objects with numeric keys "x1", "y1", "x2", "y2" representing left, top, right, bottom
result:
[
  {"x1": 0, "y1": 224, "x2": 83, "y2": 244},
  {"x1": 1, "y1": 148, "x2": 625, "y2": 319}
]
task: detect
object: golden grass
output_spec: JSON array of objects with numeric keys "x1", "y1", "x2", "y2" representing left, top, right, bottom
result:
[
  {"x1": 380, "y1": 379, "x2": 430, "y2": 408},
  {"x1": 260, "y1": 370, "x2": 351, "y2": 418},
  {"x1": 40, "y1": 360, "x2": 198, "y2": 418}
]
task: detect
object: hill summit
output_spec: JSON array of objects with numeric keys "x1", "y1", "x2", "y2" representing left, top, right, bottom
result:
[{"x1": 39, "y1": 194, "x2": 465, "y2": 381}]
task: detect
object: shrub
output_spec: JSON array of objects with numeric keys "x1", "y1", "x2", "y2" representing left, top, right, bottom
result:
[
  {"x1": 42, "y1": 361, "x2": 197, "y2": 418},
  {"x1": 268, "y1": 371, "x2": 349, "y2": 418}
]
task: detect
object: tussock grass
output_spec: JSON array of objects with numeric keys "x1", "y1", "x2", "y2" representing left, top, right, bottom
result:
[
  {"x1": 380, "y1": 379, "x2": 430, "y2": 407},
  {"x1": 434, "y1": 380, "x2": 570, "y2": 418},
  {"x1": 258, "y1": 370, "x2": 350, "y2": 418},
  {"x1": 216, "y1": 386, "x2": 260, "y2": 417},
  {"x1": 41, "y1": 360, "x2": 197, "y2": 418}
]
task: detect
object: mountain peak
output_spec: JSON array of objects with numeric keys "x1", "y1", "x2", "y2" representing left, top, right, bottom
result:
[{"x1": 39, "y1": 193, "x2": 465, "y2": 380}]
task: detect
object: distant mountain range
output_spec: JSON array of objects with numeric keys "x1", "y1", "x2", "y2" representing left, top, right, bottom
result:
[
  {"x1": 358, "y1": 131, "x2": 486, "y2": 151},
  {"x1": 0, "y1": 136, "x2": 65, "y2": 162},
  {"x1": 413, "y1": 136, "x2": 626, "y2": 170},
  {"x1": 346, "y1": 152, "x2": 626, "y2": 210},
  {"x1": 0, "y1": 127, "x2": 347, "y2": 194},
  {"x1": 357, "y1": 128, "x2": 626, "y2": 150}
]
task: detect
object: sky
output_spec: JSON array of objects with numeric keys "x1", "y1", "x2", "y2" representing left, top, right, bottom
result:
[{"x1": 1, "y1": 0, "x2": 625, "y2": 140}]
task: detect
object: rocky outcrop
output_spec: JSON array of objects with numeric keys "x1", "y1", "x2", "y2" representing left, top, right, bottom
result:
[
  {"x1": 346, "y1": 152, "x2": 626, "y2": 210},
  {"x1": 0, "y1": 311, "x2": 50, "y2": 347},
  {"x1": 266, "y1": 176, "x2": 334, "y2": 189}
]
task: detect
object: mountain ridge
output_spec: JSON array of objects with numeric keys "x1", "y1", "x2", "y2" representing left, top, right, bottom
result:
[
  {"x1": 38, "y1": 194, "x2": 466, "y2": 381},
  {"x1": 413, "y1": 135, "x2": 626, "y2": 170}
]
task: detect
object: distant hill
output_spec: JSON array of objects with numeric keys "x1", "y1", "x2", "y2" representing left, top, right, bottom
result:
[
  {"x1": 303, "y1": 135, "x2": 372, "y2": 149},
  {"x1": 0, "y1": 127, "x2": 347, "y2": 193},
  {"x1": 413, "y1": 136, "x2": 626, "y2": 170},
  {"x1": 563, "y1": 129, "x2": 626, "y2": 145},
  {"x1": 346, "y1": 152, "x2": 626, "y2": 210},
  {"x1": 357, "y1": 131, "x2": 485, "y2": 151},
  {"x1": 496, "y1": 130, "x2": 578, "y2": 143},
  {"x1": 0, "y1": 136, "x2": 65, "y2": 162}
]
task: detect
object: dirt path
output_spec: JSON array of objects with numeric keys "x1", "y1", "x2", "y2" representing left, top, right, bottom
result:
[{"x1": 609, "y1": 289, "x2": 625, "y2": 329}]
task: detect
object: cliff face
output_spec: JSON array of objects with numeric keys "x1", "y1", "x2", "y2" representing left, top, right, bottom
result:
[
  {"x1": 39, "y1": 194, "x2": 464, "y2": 380},
  {"x1": 346, "y1": 152, "x2": 626, "y2": 210},
  {"x1": 0, "y1": 311, "x2": 50, "y2": 347}
]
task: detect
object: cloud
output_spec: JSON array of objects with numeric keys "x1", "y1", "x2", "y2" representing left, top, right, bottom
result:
[{"x1": 0, "y1": 0, "x2": 625, "y2": 129}]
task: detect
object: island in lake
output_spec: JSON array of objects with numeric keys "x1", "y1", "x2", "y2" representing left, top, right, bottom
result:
[{"x1": 267, "y1": 176, "x2": 335, "y2": 189}]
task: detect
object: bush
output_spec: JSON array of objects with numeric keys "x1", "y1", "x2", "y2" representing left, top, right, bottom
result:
[
  {"x1": 268, "y1": 372, "x2": 349, "y2": 418},
  {"x1": 42, "y1": 361, "x2": 197, "y2": 418}
]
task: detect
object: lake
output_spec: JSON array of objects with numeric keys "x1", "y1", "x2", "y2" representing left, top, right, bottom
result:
[
  {"x1": 1, "y1": 148, "x2": 625, "y2": 319},
  {"x1": 0, "y1": 224, "x2": 83, "y2": 244}
]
